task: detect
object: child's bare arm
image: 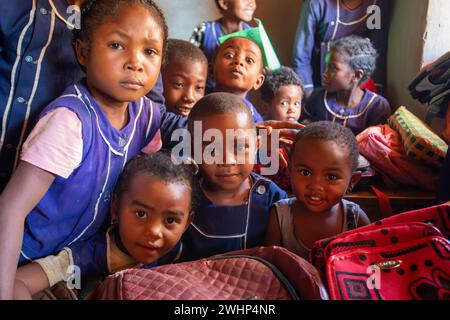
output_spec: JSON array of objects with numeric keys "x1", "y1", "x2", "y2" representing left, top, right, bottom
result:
[
  {"x1": 0, "y1": 161, "x2": 55, "y2": 299},
  {"x1": 357, "y1": 210, "x2": 371, "y2": 228},
  {"x1": 264, "y1": 206, "x2": 282, "y2": 247},
  {"x1": 14, "y1": 263, "x2": 50, "y2": 300}
]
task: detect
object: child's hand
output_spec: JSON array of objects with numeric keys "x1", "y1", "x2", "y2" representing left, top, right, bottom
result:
[{"x1": 256, "y1": 120, "x2": 304, "y2": 167}]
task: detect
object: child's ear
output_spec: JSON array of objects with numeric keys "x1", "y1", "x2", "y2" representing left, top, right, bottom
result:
[
  {"x1": 217, "y1": 0, "x2": 229, "y2": 11},
  {"x1": 75, "y1": 39, "x2": 88, "y2": 67},
  {"x1": 252, "y1": 73, "x2": 265, "y2": 91},
  {"x1": 353, "y1": 69, "x2": 365, "y2": 84},
  {"x1": 348, "y1": 171, "x2": 362, "y2": 193},
  {"x1": 110, "y1": 194, "x2": 119, "y2": 221},
  {"x1": 185, "y1": 211, "x2": 195, "y2": 230}
]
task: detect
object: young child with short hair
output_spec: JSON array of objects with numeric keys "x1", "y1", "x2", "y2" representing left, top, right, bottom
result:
[
  {"x1": 265, "y1": 121, "x2": 370, "y2": 260},
  {"x1": 177, "y1": 92, "x2": 287, "y2": 262},
  {"x1": 190, "y1": 0, "x2": 257, "y2": 93},
  {"x1": 162, "y1": 39, "x2": 208, "y2": 117},
  {"x1": 261, "y1": 66, "x2": 304, "y2": 122},
  {"x1": 0, "y1": 0, "x2": 168, "y2": 299},
  {"x1": 13, "y1": 152, "x2": 197, "y2": 299},
  {"x1": 303, "y1": 35, "x2": 391, "y2": 135},
  {"x1": 212, "y1": 30, "x2": 270, "y2": 123}
]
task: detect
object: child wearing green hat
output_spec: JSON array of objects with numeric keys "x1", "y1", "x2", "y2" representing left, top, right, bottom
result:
[
  {"x1": 190, "y1": 0, "x2": 257, "y2": 94},
  {"x1": 212, "y1": 22, "x2": 281, "y2": 123}
]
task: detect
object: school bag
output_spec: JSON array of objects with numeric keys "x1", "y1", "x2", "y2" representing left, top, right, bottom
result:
[
  {"x1": 95, "y1": 246, "x2": 329, "y2": 300},
  {"x1": 309, "y1": 204, "x2": 450, "y2": 300}
]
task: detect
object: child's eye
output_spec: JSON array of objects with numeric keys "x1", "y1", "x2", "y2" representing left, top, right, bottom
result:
[
  {"x1": 108, "y1": 42, "x2": 124, "y2": 50},
  {"x1": 246, "y1": 57, "x2": 255, "y2": 64},
  {"x1": 299, "y1": 169, "x2": 311, "y2": 176},
  {"x1": 165, "y1": 217, "x2": 176, "y2": 225},
  {"x1": 135, "y1": 210, "x2": 147, "y2": 219},
  {"x1": 195, "y1": 86, "x2": 205, "y2": 92},
  {"x1": 144, "y1": 48, "x2": 157, "y2": 56},
  {"x1": 224, "y1": 52, "x2": 235, "y2": 59},
  {"x1": 280, "y1": 101, "x2": 289, "y2": 108},
  {"x1": 173, "y1": 82, "x2": 183, "y2": 88},
  {"x1": 326, "y1": 174, "x2": 338, "y2": 181},
  {"x1": 294, "y1": 101, "x2": 302, "y2": 108}
]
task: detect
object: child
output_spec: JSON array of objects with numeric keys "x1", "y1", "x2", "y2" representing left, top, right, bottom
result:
[
  {"x1": 0, "y1": 0, "x2": 166, "y2": 193},
  {"x1": 253, "y1": 66, "x2": 304, "y2": 191},
  {"x1": 260, "y1": 66, "x2": 304, "y2": 122},
  {"x1": 212, "y1": 30, "x2": 268, "y2": 123},
  {"x1": 303, "y1": 35, "x2": 391, "y2": 135},
  {"x1": 0, "y1": 0, "x2": 167, "y2": 299},
  {"x1": 265, "y1": 121, "x2": 371, "y2": 260},
  {"x1": 162, "y1": 39, "x2": 208, "y2": 117},
  {"x1": 177, "y1": 92, "x2": 287, "y2": 262},
  {"x1": 13, "y1": 152, "x2": 196, "y2": 299},
  {"x1": 292, "y1": 0, "x2": 391, "y2": 99},
  {"x1": 190, "y1": 0, "x2": 256, "y2": 93}
]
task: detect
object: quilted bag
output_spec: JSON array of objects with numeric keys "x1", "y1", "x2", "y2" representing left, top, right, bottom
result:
[
  {"x1": 310, "y1": 204, "x2": 450, "y2": 300},
  {"x1": 96, "y1": 246, "x2": 328, "y2": 300},
  {"x1": 388, "y1": 106, "x2": 448, "y2": 168}
]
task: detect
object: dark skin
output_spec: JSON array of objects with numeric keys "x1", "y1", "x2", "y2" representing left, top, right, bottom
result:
[
  {"x1": 265, "y1": 138, "x2": 370, "y2": 250},
  {"x1": 0, "y1": 4, "x2": 164, "y2": 299},
  {"x1": 191, "y1": 112, "x2": 260, "y2": 206},
  {"x1": 323, "y1": 50, "x2": 365, "y2": 110},
  {"x1": 217, "y1": 0, "x2": 257, "y2": 34}
]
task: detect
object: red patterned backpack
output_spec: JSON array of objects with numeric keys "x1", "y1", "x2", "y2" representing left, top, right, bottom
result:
[{"x1": 310, "y1": 204, "x2": 450, "y2": 300}]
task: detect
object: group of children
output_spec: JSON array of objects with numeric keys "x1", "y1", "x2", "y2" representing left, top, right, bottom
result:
[{"x1": 0, "y1": 0, "x2": 394, "y2": 299}]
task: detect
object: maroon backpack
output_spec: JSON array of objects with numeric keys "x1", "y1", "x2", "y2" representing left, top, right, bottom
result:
[{"x1": 96, "y1": 246, "x2": 328, "y2": 300}]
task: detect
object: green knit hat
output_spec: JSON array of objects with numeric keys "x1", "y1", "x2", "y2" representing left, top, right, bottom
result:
[{"x1": 218, "y1": 19, "x2": 281, "y2": 71}]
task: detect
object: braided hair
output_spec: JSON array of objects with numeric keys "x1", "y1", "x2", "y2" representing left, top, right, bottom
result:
[{"x1": 330, "y1": 35, "x2": 378, "y2": 84}]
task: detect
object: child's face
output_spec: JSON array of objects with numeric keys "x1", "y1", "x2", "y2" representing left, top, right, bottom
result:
[
  {"x1": 267, "y1": 85, "x2": 303, "y2": 122},
  {"x1": 214, "y1": 37, "x2": 265, "y2": 94},
  {"x1": 112, "y1": 174, "x2": 193, "y2": 265},
  {"x1": 223, "y1": 0, "x2": 256, "y2": 22},
  {"x1": 77, "y1": 4, "x2": 163, "y2": 109},
  {"x1": 290, "y1": 138, "x2": 359, "y2": 213},
  {"x1": 322, "y1": 50, "x2": 356, "y2": 92},
  {"x1": 195, "y1": 112, "x2": 260, "y2": 192},
  {"x1": 162, "y1": 60, "x2": 207, "y2": 117}
]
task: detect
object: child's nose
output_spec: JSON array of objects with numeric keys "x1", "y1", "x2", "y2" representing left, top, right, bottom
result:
[
  {"x1": 125, "y1": 51, "x2": 144, "y2": 72},
  {"x1": 144, "y1": 220, "x2": 162, "y2": 240},
  {"x1": 183, "y1": 87, "x2": 195, "y2": 103}
]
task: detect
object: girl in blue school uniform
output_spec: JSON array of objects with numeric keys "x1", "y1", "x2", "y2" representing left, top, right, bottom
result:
[
  {"x1": 303, "y1": 35, "x2": 391, "y2": 136},
  {"x1": 292, "y1": 0, "x2": 391, "y2": 99},
  {"x1": 0, "y1": 0, "x2": 168, "y2": 299},
  {"x1": 190, "y1": 0, "x2": 256, "y2": 93},
  {"x1": 0, "y1": 0, "x2": 166, "y2": 193},
  {"x1": 176, "y1": 93, "x2": 287, "y2": 262},
  {"x1": 13, "y1": 152, "x2": 197, "y2": 299}
]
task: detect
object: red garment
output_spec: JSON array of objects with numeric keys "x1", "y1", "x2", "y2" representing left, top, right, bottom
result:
[
  {"x1": 253, "y1": 148, "x2": 291, "y2": 191},
  {"x1": 357, "y1": 124, "x2": 439, "y2": 191}
]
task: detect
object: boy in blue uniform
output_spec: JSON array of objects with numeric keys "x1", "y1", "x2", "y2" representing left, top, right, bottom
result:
[
  {"x1": 213, "y1": 23, "x2": 282, "y2": 123},
  {"x1": 0, "y1": 0, "x2": 165, "y2": 193},
  {"x1": 190, "y1": 0, "x2": 256, "y2": 93},
  {"x1": 177, "y1": 92, "x2": 287, "y2": 262},
  {"x1": 292, "y1": 0, "x2": 391, "y2": 99}
]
